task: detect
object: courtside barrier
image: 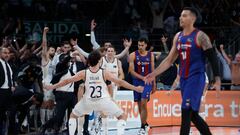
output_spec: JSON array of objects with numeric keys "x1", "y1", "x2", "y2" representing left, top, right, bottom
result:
[{"x1": 109, "y1": 91, "x2": 240, "y2": 129}]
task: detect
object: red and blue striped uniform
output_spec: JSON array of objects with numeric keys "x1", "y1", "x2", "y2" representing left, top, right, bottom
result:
[
  {"x1": 176, "y1": 29, "x2": 206, "y2": 111},
  {"x1": 177, "y1": 29, "x2": 205, "y2": 78},
  {"x1": 133, "y1": 51, "x2": 153, "y2": 101},
  {"x1": 134, "y1": 51, "x2": 152, "y2": 79}
]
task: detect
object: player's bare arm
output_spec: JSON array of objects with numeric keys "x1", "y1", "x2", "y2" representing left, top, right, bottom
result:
[
  {"x1": 197, "y1": 31, "x2": 221, "y2": 94},
  {"x1": 197, "y1": 31, "x2": 213, "y2": 51},
  {"x1": 118, "y1": 60, "x2": 124, "y2": 80},
  {"x1": 104, "y1": 70, "x2": 143, "y2": 93},
  {"x1": 41, "y1": 27, "x2": 49, "y2": 65},
  {"x1": 44, "y1": 70, "x2": 85, "y2": 90},
  {"x1": 115, "y1": 39, "x2": 132, "y2": 59}
]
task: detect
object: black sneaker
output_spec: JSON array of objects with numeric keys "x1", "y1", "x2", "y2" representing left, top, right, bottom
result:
[
  {"x1": 38, "y1": 125, "x2": 47, "y2": 135},
  {"x1": 83, "y1": 130, "x2": 90, "y2": 135}
]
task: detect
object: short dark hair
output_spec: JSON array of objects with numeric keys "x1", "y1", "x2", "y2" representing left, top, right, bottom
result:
[
  {"x1": 183, "y1": 7, "x2": 198, "y2": 17},
  {"x1": 61, "y1": 41, "x2": 70, "y2": 46},
  {"x1": 88, "y1": 50, "x2": 101, "y2": 67},
  {"x1": 138, "y1": 37, "x2": 149, "y2": 44}
]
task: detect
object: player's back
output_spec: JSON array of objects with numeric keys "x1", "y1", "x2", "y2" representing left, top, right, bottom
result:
[
  {"x1": 176, "y1": 29, "x2": 205, "y2": 78},
  {"x1": 84, "y1": 68, "x2": 110, "y2": 99}
]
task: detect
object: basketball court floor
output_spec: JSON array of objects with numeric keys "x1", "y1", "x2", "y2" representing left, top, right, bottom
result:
[
  {"x1": 107, "y1": 126, "x2": 240, "y2": 135},
  {"x1": 29, "y1": 126, "x2": 239, "y2": 135}
]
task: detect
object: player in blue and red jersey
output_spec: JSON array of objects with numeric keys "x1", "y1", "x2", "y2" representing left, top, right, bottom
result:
[
  {"x1": 145, "y1": 7, "x2": 221, "y2": 135},
  {"x1": 129, "y1": 37, "x2": 155, "y2": 135}
]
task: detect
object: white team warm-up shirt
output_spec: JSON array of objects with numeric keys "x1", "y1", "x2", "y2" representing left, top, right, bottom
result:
[{"x1": 101, "y1": 57, "x2": 119, "y2": 99}]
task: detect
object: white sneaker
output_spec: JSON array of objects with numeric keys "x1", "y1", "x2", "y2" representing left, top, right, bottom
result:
[
  {"x1": 189, "y1": 129, "x2": 193, "y2": 135},
  {"x1": 145, "y1": 125, "x2": 150, "y2": 135},
  {"x1": 90, "y1": 115, "x2": 102, "y2": 135},
  {"x1": 137, "y1": 128, "x2": 146, "y2": 135}
]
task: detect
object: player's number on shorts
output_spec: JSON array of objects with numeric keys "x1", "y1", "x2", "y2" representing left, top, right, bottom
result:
[
  {"x1": 181, "y1": 51, "x2": 187, "y2": 60},
  {"x1": 90, "y1": 86, "x2": 102, "y2": 98}
]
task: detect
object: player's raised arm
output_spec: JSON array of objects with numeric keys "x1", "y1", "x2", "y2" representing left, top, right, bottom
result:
[
  {"x1": 115, "y1": 38, "x2": 132, "y2": 59},
  {"x1": 90, "y1": 19, "x2": 101, "y2": 49}
]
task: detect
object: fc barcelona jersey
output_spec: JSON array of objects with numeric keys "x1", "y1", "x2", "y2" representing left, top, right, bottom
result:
[
  {"x1": 176, "y1": 29, "x2": 205, "y2": 78},
  {"x1": 134, "y1": 51, "x2": 152, "y2": 80}
]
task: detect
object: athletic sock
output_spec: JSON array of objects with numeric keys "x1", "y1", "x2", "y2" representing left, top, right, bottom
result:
[
  {"x1": 83, "y1": 115, "x2": 89, "y2": 132},
  {"x1": 77, "y1": 117, "x2": 84, "y2": 135},
  {"x1": 68, "y1": 118, "x2": 77, "y2": 135},
  {"x1": 102, "y1": 117, "x2": 108, "y2": 135},
  {"x1": 191, "y1": 111, "x2": 212, "y2": 135},
  {"x1": 117, "y1": 119, "x2": 126, "y2": 135},
  {"x1": 141, "y1": 123, "x2": 145, "y2": 129},
  {"x1": 180, "y1": 108, "x2": 192, "y2": 135}
]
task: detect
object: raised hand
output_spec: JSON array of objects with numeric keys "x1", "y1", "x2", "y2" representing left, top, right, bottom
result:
[
  {"x1": 161, "y1": 35, "x2": 168, "y2": 44},
  {"x1": 70, "y1": 38, "x2": 78, "y2": 46},
  {"x1": 56, "y1": 47, "x2": 62, "y2": 54},
  {"x1": 91, "y1": 19, "x2": 97, "y2": 31},
  {"x1": 220, "y1": 44, "x2": 224, "y2": 50},
  {"x1": 123, "y1": 38, "x2": 132, "y2": 48},
  {"x1": 43, "y1": 27, "x2": 49, "y2": 33}
]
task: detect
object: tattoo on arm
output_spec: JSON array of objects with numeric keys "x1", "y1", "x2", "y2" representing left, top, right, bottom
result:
[{"x1": 198, "y1": 32, "x2": 213, "y2": 50}]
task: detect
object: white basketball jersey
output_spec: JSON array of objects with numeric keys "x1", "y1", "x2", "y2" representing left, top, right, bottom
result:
[
  {"x1": 101, "y1": 57, "x2": 119, "y2": 99},
  {"x1": 101, "y1": 57, "x2": 119, "y2": 78},
  {"x1": 84, "y1": 68, "x2": 110, "y2": 99},
  {"x1": 42, "y1": 60, "x2": 54, "y2": 83}
]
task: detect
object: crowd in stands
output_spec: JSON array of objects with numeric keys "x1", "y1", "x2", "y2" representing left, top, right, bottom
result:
[{"x1": 0, "y1": 0, "x2": 240, "y2": 134}]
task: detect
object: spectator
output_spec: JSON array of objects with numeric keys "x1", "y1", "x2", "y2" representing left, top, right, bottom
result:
[
  {"x1": 8, "y1": 53, "x2": 42, "y2": 134},
  {"x1": 0, "y1": 47, "x2": 14, "y2": 135},
  {"x1": 220, "y1": 45, "x2": 240, "y2": 90},
  {"x1": 155, "y1": 36, "x2": 177, "y2": 90},
  {"x1": 215, "y1": 44, "x2": 232, "y2": 90},
  {"x1": 148, "y1": 0, "x2": 169, "y2": 47},
  {"x1": 230, "y1": 1, "x2": 240, "y2": 26},
  {"x1": 40, "y1": 27, "x2": 55, "y2": 126}
]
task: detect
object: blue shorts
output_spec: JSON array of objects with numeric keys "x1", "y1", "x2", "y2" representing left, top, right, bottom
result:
[
  {"x1": 180, "y1": 73, "x2": 205, "y2": 111},
  {"x1": 133, "y1": 79, "x2": 153, "y2": 102}
]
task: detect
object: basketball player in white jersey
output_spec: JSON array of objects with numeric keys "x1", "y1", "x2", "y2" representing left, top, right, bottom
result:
[
  {"x1": 41, "y1": 27, "x2": 56, "y2": 125},
  {"x1": 99, "y1": 45, "x2": 124, "y2": 134},
  {"x1": 44, "y1": 50, "x2": 143, "y2": 135},
  {"x1": 101, "y1": 45, "x2": 124, "y2": 99}
]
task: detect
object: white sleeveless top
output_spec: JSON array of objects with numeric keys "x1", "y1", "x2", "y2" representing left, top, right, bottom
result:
[
  {"x1": 42, "y1": 60, "x2": 54, "y2": 83},
  {"x1": 101, "y1": 57, "x2": 119, "y2": 78},
  {"x1": 84, "y1": 68, "x2": 110, "y2": 99}
]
